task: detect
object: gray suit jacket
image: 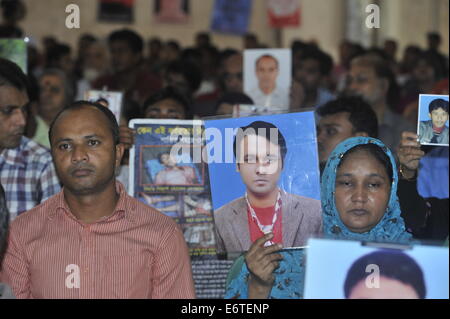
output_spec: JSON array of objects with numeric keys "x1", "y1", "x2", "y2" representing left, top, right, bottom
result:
[
  {"x1": 214, "y1": 192, "x2": 323, "y2": 253},
  {"x1": 419, "y1": 120, "x2": 449, "y2": 144}
]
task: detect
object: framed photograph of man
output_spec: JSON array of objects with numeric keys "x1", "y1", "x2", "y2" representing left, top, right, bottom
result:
[
  {"x1": 84, "y1": 90, "x2": 123, "y2": 125},
  {"x1": 244, "y1": 49, "x2": 292, "y2": 112},
  {"x1": 204, "y1": 111, "x2": 322, "y2": 254},
  {"x1": 304, "y1": 238, "x2": 449, "y2": 299},
  {"x1": 417, "y1": 94, "x2": 449, "y2": 146}
]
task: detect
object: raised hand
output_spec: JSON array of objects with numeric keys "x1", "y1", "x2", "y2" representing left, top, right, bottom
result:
[{"x1": 245, "y1": 233, "x2": 283, "y2": 299}]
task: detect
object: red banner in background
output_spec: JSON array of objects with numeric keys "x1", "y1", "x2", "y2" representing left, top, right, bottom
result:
[{"x1": 267, "y1": 0, "x2": 300, "y2": 28}]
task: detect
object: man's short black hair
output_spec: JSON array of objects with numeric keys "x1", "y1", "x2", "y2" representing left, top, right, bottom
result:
[
  {"x1": 233, "y1": 121, "x2": 287, "y2": 167},
  {"x1": 219, "y1": 48, "x2": 239, "y2": 65},
  {"x1": 0, "y1": 57, "x2": 29, "y2": 94},
  {"x1": 344, "y1": 250, "x2": 426, "y2": 299},
  {"x1": 215, "y1": 92, "x2": 254, "y2": 112},
  {"x1": 427, "y1": 32, "x2": 441, "y2": 42},
  {"x1": 0, "y1": 183, "x2": 9, "y2": 264},
  {"x1": 428, "y1": 98, "x2": 449, "y2": 114},
  {"x1": 108, "y1": 29, "x2": 143, "y2": 54},
  {"x1": 48, "y1": 101, "x2": 120, "y2": 146},
  {"x1": 142, "y1": 86, "x2": 193, "y2": 119},
  {"x1": 148, "y1": 37, "x2": 162, "y2": 48},
  {"x1": 46, "y1": 43, "x2": 71, "y2": 68},
  {"x1": 317, "y1": 96, "x2": 379, "y2": 138},
  {"x1": 299, "y1": 47, "x2": 334, "y2": 76},
  {"x1": 166, "y1": 60, "x2": 202, "y2": 94},
  {"x1": 167, "y1": 40, "x2": 180, "y2": 51}
]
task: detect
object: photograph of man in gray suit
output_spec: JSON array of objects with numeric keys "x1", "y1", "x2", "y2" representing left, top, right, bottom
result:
[
  {"x1": 213, "y1": 120, "x2": 322, "y2": 253},
  {"x1": 418, "y1": 97, "x2": 449, "y2": 146}
]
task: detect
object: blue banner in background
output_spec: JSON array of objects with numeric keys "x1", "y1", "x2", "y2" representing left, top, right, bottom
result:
[{"x1": 210, "y1": 0, "x2": 252, "y2": 35}]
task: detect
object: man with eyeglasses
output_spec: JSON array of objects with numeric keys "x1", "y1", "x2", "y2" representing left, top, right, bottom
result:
[
  {"x1": 213, "y1": 120, "x2": 322, "y2": 254},
  {"x1": 0, "y1": 58, "x2": 60, "y2": 220}
]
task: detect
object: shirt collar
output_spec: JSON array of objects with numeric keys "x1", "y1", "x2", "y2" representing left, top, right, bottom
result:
[
  {"x1": 50, "y1": 181, "x2": 135, "y2": 224},
  {"x1": 0, "y1": 136, "x2": 28, "y2": 168}
]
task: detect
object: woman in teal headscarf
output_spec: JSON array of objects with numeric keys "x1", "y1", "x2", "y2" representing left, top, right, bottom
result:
[{"x1": 224, "y1": 137, "x2": 412, "y2": 299}]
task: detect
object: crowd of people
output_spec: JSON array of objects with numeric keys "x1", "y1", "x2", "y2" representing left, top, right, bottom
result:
[{"x1": 0, "y1": 2, "x2": 449, "y2": 299}]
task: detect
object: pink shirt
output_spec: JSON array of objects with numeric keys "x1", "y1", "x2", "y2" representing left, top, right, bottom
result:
[{"x1": 0, "y1": 182, "x2": 196, "y2": 299}]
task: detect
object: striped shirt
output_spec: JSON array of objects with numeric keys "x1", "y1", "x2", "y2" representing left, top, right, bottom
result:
[
  {"x1": 0, "y1": 182, "x2": 196, "y2": 299},
  {"x1": 0, "y1": 136, "x2": 61, "y2": 220}
]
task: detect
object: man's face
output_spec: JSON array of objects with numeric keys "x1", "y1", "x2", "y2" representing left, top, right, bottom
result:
[
  {"x1": 346, "y1": 65, "x2": 387, "y2": 106},
  {"x1": 164, "y1": 72, "x2": 190, "y2": 96},
  {"x1": 59, "y1": 53, "x2": 74, "y2": 75},
  {"x1": 84, "y1": 43, "x2": 108, "y2": 71},
  {"x1": 223, "y1": 54, "x2": 243, "y2": 93},
  {"x1": 255, "y1": 57, "x2": 279, "y2": 91},
  {"x1": 39, "y1": 74, "x2": 66, "y2": 115},
  {"x1": 294, "y1": 58, "x2": 322, "y2": 92},
  {"x1": 0, "y1": 86, "x2": 28, "y2": 152},
  {"x1": 50, "y1": 106, "x2": 124, "y2": 196},
  {"x1": 413, "y1": 59, "x2": 435, "y2": 83},
  {"x1": 430, "y1": 107, "x2": 449, "y2": 128},
  {"x1": 237, "y1": 134, "x2": 282, "y2": 198},
  {"x1": 317, "y1": 112, "x2": 355, "y2": 165},
  {"x1": 160, "y1": 153, "x2": 176, "y2": 167},
  {"x1": 145, "y1": 98, "x2": 186, "y2": 119},
  {"x1": 110, "y1": 40, "x2": 140, "y2": 73}
]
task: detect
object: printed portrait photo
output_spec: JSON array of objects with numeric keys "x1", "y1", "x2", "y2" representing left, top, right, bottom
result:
[
  {"x1": 204, "y1": 111, "x2": 321, "y2": 253},
  {"x1": 84, "y1": 90, "x2": 123, "y2": 124},
  {"x1": 304, "y1": 238, "x2": 449, "y2": 299},
  {"x1": 417, "y1": 94, "x2": 449, "y2": 146},
  {"x1": 244, "y1": 48, "x2": 292, "y2": 112}
]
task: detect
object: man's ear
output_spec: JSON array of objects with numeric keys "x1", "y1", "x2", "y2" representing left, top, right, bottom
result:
[
  {"x1": 354, "y1": 131, "x2": 369, "y2": 137},
  {"x1": 115, "y1": 143, "x2": 125, "y2": 166}
]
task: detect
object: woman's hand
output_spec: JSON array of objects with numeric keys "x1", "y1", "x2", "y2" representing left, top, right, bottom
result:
[
  {"x1": 397, "y1": 131, "x2": 425, "y2": 179},
  {"x1": 245, "y1": 233, "x2": 283, "y2": 299}
]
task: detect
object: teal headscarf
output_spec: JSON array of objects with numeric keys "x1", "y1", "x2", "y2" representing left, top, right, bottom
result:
[
  {"x1": 321, "y1": 136, "x2": 412, "y2": 243},
  {"x1": 225, "y1": 137, "x2": 413, "y2": 299}
]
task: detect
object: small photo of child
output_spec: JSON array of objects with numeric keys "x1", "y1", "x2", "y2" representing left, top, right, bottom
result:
[{"x1": 417, "y1": 94, "x2": 449, "y2": 146}]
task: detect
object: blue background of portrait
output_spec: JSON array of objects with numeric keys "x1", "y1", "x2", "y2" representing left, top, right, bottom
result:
[
  {"x1": 204, "y1": 111, "x2": 320, "y2": 210},
  {"x1": 304, "y1": 239, "x2": 449, "y2": 299},
  {"x1": 418, "y1": 94, "x2": 449, "y2": 127},
  {"x1": 210, "y1": 0, "x2": 252, "y2": 35}
]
